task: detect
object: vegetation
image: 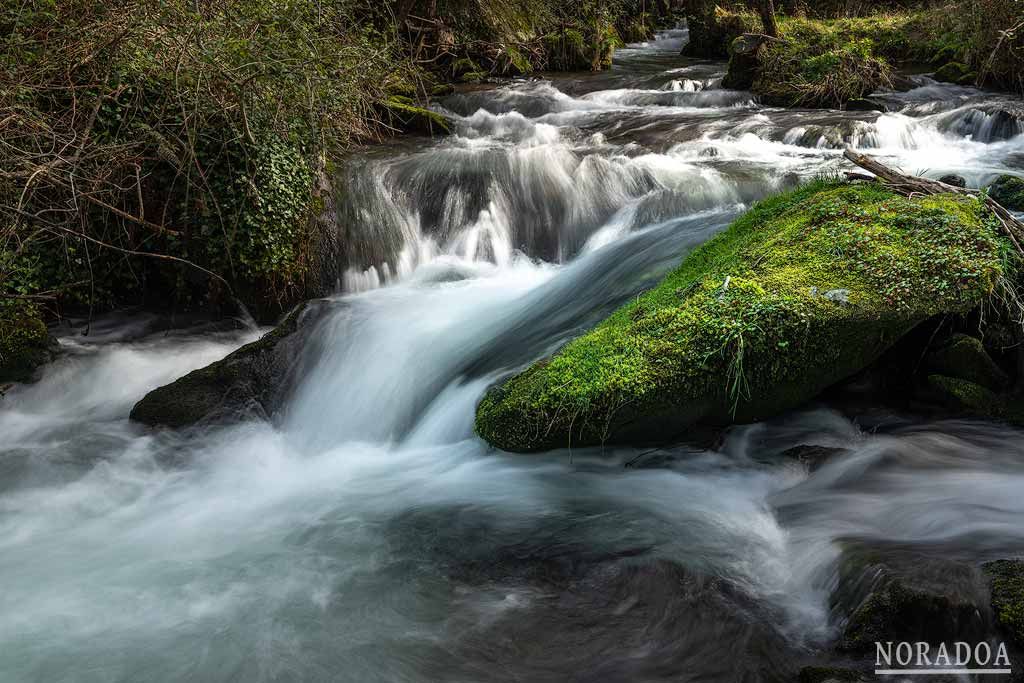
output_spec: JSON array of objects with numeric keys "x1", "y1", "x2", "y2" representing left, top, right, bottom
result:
[
  {"x1": 476, "y1": 180, "x2": 1007, "y2": 452},
  {"x1": 705, "y1": 1, "x2": 1024, "y2": 107},
  {"x1": 0, "y1": 0, "x2": 665, "y2": 380}
]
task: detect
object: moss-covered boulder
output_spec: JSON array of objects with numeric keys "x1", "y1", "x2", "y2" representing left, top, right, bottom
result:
[
  {"x1": 475, "y1": 182, "x2": 1005, "y2": 452},
  {"x1": 989, "y1": 175, "x2": 1024, "y2": 212},
  {"x1": 984, "y1": 559, "x2": 1024, "y2": 646},
  {"x1": 925, "y1": 333, "x2": 1009, "y2": 391},
  {"x1": 0, "y1": 302, "x2": 55, "y2": 384},
  {"x1": 934, "y1": 61, "x2": 976, "y2": 86},
  {"x1": 130, "y1": 301, "x2": 330, "y2": 428}
]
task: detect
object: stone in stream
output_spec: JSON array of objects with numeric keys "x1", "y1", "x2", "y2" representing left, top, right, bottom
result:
[
  {"x1": 938, "y1": 174, "x2": 967, "y2": 188},
  {"x1": 130, "y1": 300, "x2": 335, "y2": 428},
  {"x1": 476, "y1": 181, "x2": 1007, "y2": 452}
]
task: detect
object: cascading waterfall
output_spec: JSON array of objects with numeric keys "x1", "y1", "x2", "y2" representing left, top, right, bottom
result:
[{"x1": 2, "y1": 31, "x2": 1024, "y2": 683}]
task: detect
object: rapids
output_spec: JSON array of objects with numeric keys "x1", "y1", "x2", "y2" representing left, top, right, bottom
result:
[{"x1": 2, "y1": 28, "x2": 1024, "y2": 682}]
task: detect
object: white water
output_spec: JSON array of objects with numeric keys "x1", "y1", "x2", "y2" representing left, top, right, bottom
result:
[{"x1": 3, "y1": 32, "x2": 1024, "y2": 682}]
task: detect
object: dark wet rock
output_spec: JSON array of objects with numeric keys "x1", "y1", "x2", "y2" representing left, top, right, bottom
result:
[
  {"x1": 798, "y1": 667, "x2": 869, "y2": 683},
  {"x1": 989, "y1": 175, "x2": 1024, "y2": 212},
  {"x1": 925, "y1": 333, "x2": 1009, "y2": 391},
  {"x1": 845, "y1": 98, "x2": 886, "y2": 113},
  {"x1": 779, "y1": 445, "x2": 848, "y2": 471},
  {"x1": 938, "y1": 174, "x2": 967, "y2": 188},
  {"x1": 832, "y1": 544, "x2": 990, "y2": 652},
  {"x1": 130, "y1": 300, "x2": 332, "y2": 428},
  {"x1": 983, "y1": 559, "x2": 1024, "y2": 646}
]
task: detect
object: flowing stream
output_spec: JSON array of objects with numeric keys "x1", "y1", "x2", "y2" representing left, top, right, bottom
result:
[{"x1": 3, "y1": 30, "x2": 1024, "y2": 682}]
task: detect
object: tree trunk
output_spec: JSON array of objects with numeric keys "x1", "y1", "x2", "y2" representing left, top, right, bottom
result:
[{"x1": 759, "y1": 0, "x2": 779, "y2": 37}]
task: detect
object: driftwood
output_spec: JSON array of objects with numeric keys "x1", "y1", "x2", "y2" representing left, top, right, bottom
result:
[{"x1": 843, "y1": 148, "x2": 1024, "y2": 258}]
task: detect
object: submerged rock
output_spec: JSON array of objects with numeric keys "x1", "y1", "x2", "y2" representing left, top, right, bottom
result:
[
  {"x1": 130, "y1": 301, "x2": 329, "y2": 428},
  {"x1": 989, "y1": 175, "x2": 1024, "y2": 212},
  {"x1": 475, "y1": 181, "x2": 1005, "y2": 452}
]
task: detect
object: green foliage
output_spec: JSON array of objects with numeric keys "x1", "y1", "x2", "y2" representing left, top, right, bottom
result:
[
  {"x1": 989, "y1": 175, "x2": 1024, "y2": 212},
  {"x1": 475, "y1": 181, "x2": 1007, "y2": 452},
  {"x1": 754, "y1": 16, "x2": 895, "y2": 107}
]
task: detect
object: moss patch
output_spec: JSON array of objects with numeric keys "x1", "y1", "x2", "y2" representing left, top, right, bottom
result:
[
  {"x1": 476, "y1": 181, "x2": 1005, "y2": 452},
  {"x1": 380, "y1": 98, "x2": 451, "y2": 136},
  {"x1": 0, "y1": 302, "x2": 53, "y2": 384},
  {"x1": 984, "y1": 559, "x2": 1024, "y2": 646}
]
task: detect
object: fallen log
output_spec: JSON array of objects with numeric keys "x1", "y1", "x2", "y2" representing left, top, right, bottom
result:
[{"x1": 844, "y1": 148, "x2": 1024, "y2": 258}]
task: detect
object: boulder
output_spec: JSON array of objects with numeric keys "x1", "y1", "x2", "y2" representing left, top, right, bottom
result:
[
  {"x1": 989, "y1": 175, "x2": 1024, "y2": 212},
  {"x1": 130, "y1": 300, "x2": 331, "y2": 428},
  {"x1": 845, "y1": 98, "x2": 886, "y2": 112},
  {"x1": 476, "y1": 182, "x2": 1005, "y2": 452},
  {"x1": 925, "y1": 333, "x2": 1009, "y2": 391},
  {"x1": 938, "y1": 174, "x2": 967, "y2": 188},
  {"x1": 983, "y1": 559, "x2": 1024, "y2": 646},
  {"x1": 934, "y1": 62, "x2": 977, "y2": 86}
]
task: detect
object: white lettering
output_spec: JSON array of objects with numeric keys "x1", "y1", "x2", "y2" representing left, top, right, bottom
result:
[
  {"x1": 996, "y1": 642, "x2": 1011, "y2": 667},
  {"x1": 955, "y1": 641, "x2": 972, "y2": 666},
  {"x1": 934, "y1": 642, "x2": 951, "y2": 666},
  {"x1": 976, "y1": 642, "x2": 992, "y2": 666},
  {"x1": 916, "y1": 642, "x2": 931, "y2": 666},
  {"x1": 897, "y1": 642, "x2": 913, "y2": 666},
  {"x1": 876, "y1": 642, "x2": 893, "y2": 667}
]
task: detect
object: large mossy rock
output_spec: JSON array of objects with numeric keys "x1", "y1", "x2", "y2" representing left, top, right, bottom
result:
[
  {"x1": 475, "y1": 182, "x2": 1005, "y2": 452},
  {"x1": 925, "y1": 333, "x2": 1009, "y2": 391},
  {"x1": 0, "y1": 302, "x2": 55, "y2": 384},
  {"x1": 130, "y1": 301, "x2": 330, "y2": 428}
]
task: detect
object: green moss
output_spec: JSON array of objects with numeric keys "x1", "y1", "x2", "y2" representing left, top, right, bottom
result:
[
  {"x1": 753, "y1": 17, "x2": 895, "y2": 108},
  {"x1": 380, "y1": 98, "x2": 451, "y2": 136},
  {"x1": 0, "y1": 301, "x2": 52, "y2": 384},
  {"x1": 452, "y1": 57, "x2": 480, "y2": 78},
  {"x1": 983, "y1": 560, "x2": 1024, "y2": 646},
  {"x1": 476, "y1": 181, "x2": 1005, "y2": 452},
  {"x1": 989, "y1": 175, "x2": 1024, "y2": 212},
  {"x1": 460, "y1": 71, "x2": 488, "y2": 84}
]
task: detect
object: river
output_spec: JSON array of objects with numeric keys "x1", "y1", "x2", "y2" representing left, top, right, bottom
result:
[{"x1": 2, "y1": 29, "x2": 1024, "y2": 682}]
